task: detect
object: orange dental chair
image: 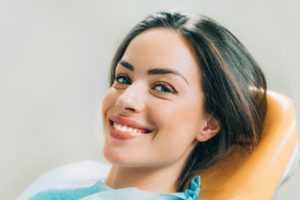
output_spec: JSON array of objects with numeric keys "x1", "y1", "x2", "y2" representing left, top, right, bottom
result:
[{"x1": 197, "y1": 90, "x2": 300, "y2": 200}]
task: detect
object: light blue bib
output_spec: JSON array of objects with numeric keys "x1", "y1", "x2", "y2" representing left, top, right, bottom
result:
[
  {"x1": 18, "y1": 161, "x2": 200, "y2": 200},
  {"x1": 30, "y1": 176, "x2": 200, "y2": 200}
]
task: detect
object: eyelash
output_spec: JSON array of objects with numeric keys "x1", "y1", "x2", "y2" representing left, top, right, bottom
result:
[
  {"x1": 114, "y1": 74, "x2": 177, "y2": 94},
  {"x1": 151, "y1": 83, "x2": 176, "y2": 94},
  {"x1": 114, "y1": 74, "x2": 132, "y2": 85}
]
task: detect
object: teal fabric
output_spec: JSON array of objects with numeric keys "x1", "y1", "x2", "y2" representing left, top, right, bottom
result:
[{"x1": 30, "y1": 176, "x2": 200, "y2": 200}]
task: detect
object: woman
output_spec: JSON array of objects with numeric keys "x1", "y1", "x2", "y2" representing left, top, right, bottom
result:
[{"x1": 19, "y1": 11, "x2": 267, "y2": 200}]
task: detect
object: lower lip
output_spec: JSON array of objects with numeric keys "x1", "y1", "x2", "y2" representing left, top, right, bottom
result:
[{"x1": 109, "y1": 125, "x2": 145, "y2": 140}]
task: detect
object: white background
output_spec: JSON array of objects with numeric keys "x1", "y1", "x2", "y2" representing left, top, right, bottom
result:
[{"x1": 0, "y1": 0, "x2": 299, "y2": 199}]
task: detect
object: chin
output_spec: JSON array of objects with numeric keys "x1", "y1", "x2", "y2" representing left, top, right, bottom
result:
[
  {"x1": 103, "y1": 144, "x2": 130, "y2": 165},
  {"x1": 103, "y1": 145, "x2": 150, "y2": 168}
]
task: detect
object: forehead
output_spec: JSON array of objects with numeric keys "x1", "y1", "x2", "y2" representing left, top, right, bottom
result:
[{"x1": 120, "y1": 28, "x2": 200, "y2": 77}]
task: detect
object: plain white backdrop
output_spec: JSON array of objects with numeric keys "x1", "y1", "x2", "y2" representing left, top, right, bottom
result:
[{"x1": 0, "y1": 0, "x2": 299, "y2": 199}]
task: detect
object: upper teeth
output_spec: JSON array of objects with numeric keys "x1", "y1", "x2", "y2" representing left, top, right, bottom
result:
[{"x1": 113, "y1": 122, "x2": 143, "y2": 135}]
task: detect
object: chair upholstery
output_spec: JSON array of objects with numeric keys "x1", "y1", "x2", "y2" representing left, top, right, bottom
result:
[{"x1": 197, "y1": 90, "x2": 299, "y2": 200}]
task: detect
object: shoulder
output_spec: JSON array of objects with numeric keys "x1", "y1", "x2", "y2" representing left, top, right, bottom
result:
[{"x1": 17, "y1": 160, "x2": 111, "y2": 200}]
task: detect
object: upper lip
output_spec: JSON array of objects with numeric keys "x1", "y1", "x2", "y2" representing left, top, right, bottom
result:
[{"x1": 109, "y1": 115, "x2": 153, "y2": 133}]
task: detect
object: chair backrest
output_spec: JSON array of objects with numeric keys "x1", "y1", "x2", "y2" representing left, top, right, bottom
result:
[{"x1": 197, "y1": 90, "x2": 299, "y2": 200}]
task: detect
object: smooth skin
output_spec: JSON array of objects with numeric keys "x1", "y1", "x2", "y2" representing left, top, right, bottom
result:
[{"x1": 102, "y1": 28, "x2": 220, "y2": 193}]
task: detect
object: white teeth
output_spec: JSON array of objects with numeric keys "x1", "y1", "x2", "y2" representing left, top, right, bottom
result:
[{"x1": 113, "y1": 122, "x2": 143, "y2": 135}]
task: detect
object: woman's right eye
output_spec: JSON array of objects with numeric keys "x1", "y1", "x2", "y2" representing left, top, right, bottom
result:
[{"x1": 114, "y1": 74, "x2": 132, "y2": 85}]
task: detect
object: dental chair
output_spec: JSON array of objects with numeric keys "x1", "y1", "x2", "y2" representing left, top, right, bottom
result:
[{"x1": 197, "y1": 90, "x2": 300, "y2": 200}]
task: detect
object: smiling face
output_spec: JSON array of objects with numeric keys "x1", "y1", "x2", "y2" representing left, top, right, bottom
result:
[{"x1": 102, "y1": 28, "x2": 217, "y2": 170}]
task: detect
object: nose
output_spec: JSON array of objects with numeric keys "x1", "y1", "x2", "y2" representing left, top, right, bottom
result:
[{"x1": 116, "y1": 83, "x2": 146, "y2": 115}]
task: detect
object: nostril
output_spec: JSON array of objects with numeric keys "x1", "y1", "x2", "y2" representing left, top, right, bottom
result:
[{"x1": 125, "y1": 107, "x2": 135, "y2": 112}]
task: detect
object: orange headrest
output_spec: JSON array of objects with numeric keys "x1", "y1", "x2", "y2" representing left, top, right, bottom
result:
[{"x1": 197, "y1": 91, "x2": 298, "y2": 200}]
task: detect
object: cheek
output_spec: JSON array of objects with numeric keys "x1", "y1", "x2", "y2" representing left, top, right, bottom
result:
[
  {"x1": 102, "y1": 88, "x2": 117, "y2": 117},
  {"x1": 152, "y1": 98, "x2": 203, "y2": 133},
  {"x1": 149, "y1": 99, "x2": 203, "y2": 152}
]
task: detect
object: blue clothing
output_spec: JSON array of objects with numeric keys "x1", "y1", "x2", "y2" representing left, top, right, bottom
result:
[
  {"x1": 30, "y1": 177, "x2": 200, "y2": 200},
  {"x1": 18, "y1": 161, "x2": 200, "y2": 200}
]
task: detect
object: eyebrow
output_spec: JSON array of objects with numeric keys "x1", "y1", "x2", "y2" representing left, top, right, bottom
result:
[
  {"x1": 119, "y1": 60, "x2": 189, "y2": 84},
  {"x1": 119, "y1": 60, "x2": 134, "y2": 71}
]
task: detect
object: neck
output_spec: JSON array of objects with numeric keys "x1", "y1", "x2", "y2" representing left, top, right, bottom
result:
[{"x1": 104, "y1": 164, "x2": 184, "y2": 194}]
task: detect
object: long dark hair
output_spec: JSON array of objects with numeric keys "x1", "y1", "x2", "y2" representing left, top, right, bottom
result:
[{"x1": 109, "y1": 11, "x2": 267, "y2": 192}]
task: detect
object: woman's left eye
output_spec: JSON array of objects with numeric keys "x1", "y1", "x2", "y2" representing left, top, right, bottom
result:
[{"x1": 152, "y1": 83, "x2": 176, "y2": 94}]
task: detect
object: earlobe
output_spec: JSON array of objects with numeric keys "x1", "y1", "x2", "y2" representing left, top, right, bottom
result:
[{"x1": 196, "y1": 116, "x2": 220, "y2": 142}]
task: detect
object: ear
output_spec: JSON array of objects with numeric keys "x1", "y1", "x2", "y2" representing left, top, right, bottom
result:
[{"x1": 196, "y1": 115, "x2": 220, "y2": 142}]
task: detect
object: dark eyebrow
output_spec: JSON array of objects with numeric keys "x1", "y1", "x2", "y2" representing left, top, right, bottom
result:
[
  {"x1": 118, "y1": 59, "x2": 189, "y2": 84},
  {"x1": 119, "y1": 60, "x2": 134, "y2": 71},
  {"x1": 148, "y1": 68, "x2": 189, "y2": 84}
]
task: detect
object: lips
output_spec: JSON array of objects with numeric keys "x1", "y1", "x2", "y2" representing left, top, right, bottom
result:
[{"x1": 108, "y1": 115, "x2": 152, "y2": 140}]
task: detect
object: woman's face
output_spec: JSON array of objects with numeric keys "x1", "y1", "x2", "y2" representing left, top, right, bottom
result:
[{"x1": 102, "y1": 28, "x2": 214, "y2": 169}]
